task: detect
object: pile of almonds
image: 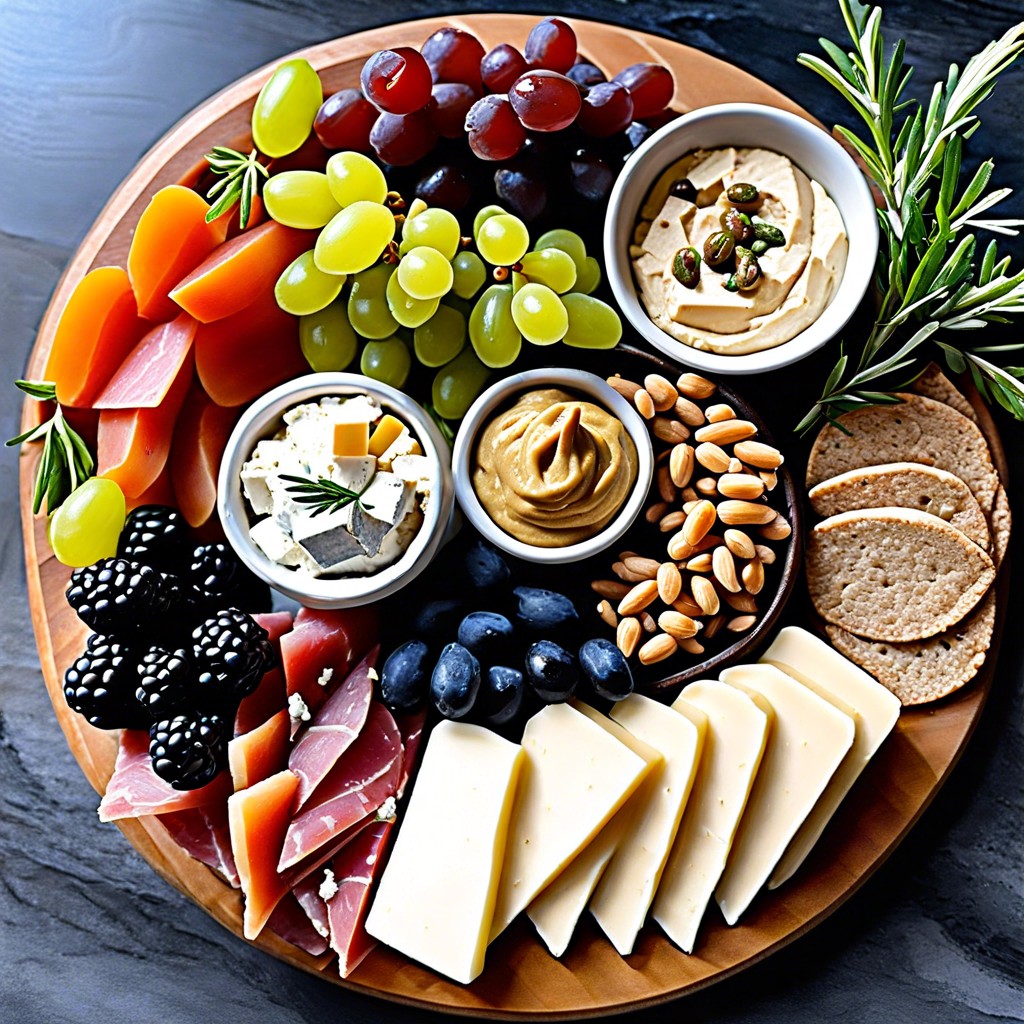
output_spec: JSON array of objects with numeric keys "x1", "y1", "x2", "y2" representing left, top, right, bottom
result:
[{"x1": 593, "y1": 370, "x2": 792, "y2": 667}]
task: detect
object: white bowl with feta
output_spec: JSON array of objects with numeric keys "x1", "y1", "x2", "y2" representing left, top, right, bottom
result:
[{"x1": 217, "y1": 373, "x2": 454, "y2": 609}]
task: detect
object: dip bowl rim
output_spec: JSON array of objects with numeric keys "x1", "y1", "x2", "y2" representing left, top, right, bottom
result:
[
  {"x1": 603, "y1": 101, "x2": 879, "y2": 375},
  {"x1": 450, "y1": 367, "x2": 656, "y2": 565},
  {"x1": 216, "y1": 372, "x2": 455, "y2": 609}
]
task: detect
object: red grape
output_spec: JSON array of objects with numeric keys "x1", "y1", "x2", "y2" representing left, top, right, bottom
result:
[
  {"x1": 524, "y1": 18, "x2": 577, "y2": 74},
  {"x1": 361, "y1": 48, "x2": 433, "y2": 115},
  {"x1": 508, "y1": 71, "x2": 581, "y2": 133},
  {"x1": 421, "y1": 27, "x2": 485, "y2": 90},
  {"x1": 570, "y1": 149, "x2": 614, "y2": 201},
  {"x1": 314, "y1": 88, "x2": 379, "y2": 151},
  {"x1": 369, "y1": 109, "x2": 438, "y2": 165},
  {"x1": 495, "y1": 165, "x2": 548, "y2": 222},
  {"x1": 566, "y1": 62, "x2": 606, "y2": 89},
  {"x1": 613, "y1": 63, "x2": 674, "y2": 120},
  {"x1": 464, "y1": 95, "x2": 526, "y2": 161},
  {"x1": 578, "y1": 80, "x2": 634, "y2": 137},
  {"x1": 415, "y1": 163, "x2": 473, "y2": 211},
  {"x1": 429, "y1": 82, "x2": 479, "y2": 138},
  {"x1": 481, "y1": 43, "x2": 528, "y2": 94}
]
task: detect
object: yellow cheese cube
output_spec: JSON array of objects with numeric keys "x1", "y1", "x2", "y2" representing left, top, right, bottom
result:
[
  {"x1": 368, "y1": 414, "x2": 406, "y2": 457},
  {"x1": 333, "y1": 420, "x2": 368, "y2": 457}
]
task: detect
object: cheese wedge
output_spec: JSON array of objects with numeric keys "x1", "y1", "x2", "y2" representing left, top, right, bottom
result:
[
  {"x1": 652, "y1": 680, "x2": 770, "y2": 953},
  {"x1": 490, "y1": 703, "x2": 653, "y2": 941},
  {"x1": 590, "y1": 695, "x2": 706, "y2": 955},
  {"x1": 716, "y1": 664, "x2": 855, "y2": 925},
  {"x1": 761, "y1": 626, "x2": 901, "y2": 887},
  {"x1": 365, "y1": 721, "x2": 523, "y2": 984}
]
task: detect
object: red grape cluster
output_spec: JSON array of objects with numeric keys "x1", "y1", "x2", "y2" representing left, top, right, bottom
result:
[{"x1": 312, "y1": 19, "x2": 674, "y2": 179}]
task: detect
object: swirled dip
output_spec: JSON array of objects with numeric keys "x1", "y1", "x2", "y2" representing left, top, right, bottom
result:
[{"x1": 472, "y1": 388, "x2": 638, "y2": 547}]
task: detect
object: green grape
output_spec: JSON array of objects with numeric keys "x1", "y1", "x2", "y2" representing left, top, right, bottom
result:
[
  {"x1": 414, "y1": 304, "x2": 466, "y2": 367},
  {"x1": 468, "y1": 284, "x2": 522, "y2": 368},
  {"x1": 510, "y1": 282, "x2": 568, "y2": 345},
  {"x1": 397, "y1": 246, "x2": 454, "y2": 301},
  {"x1": 432, "y1": 348, "x2": 491, "y2": 420},
  {"x1": 534, "y1": 228, "x2": 587, "y2": 276},
  {"x1": 386, "y1": 270, "x2": 440, "y2": 328},
  {"x1": 450, "y1": 251, "x2": 486, "y2": 299},
  {"x1": 252, "y1": 59, "x2": 323, "y2": 159},
  {"x1": 263, "y1": 170, "x2": 341, "y2": 229},
  {"x1": 472, "y1": 204, "x2": 506, "y2": 238},
  {"x1": 402, "y1": 207, "x2": 461, "y2": 260},
  {"x1": 520, "y1": 248, "x2": 577, "y2": 293},
  {"x1": 348, "y1": 263, "x2": 399, "y2": 338},
  {"x1": 275, "y1": 250, "x2": 346, "y2": 316},
  {"x1": 315, "y1": 201, "x2": 396, "y2": 275},
  {"x1": 361, "y1": 337, "x2": 411, "y2": 389},
  {"x1": 299, "y1": 299, "x2": 358, "y2": 371},
  {"x1": 476, "y1": 214, "x2": 530, "y2": 267},
  {"x1": 326, "y1": 151, "x2": 388, "y2": 207},
  {"x1": 49, "y1": 477, "x2": 126, "y2": 568},
  {"x1": 574, "y1": 255, "x2": 601, "y2": 295},
  {"x1": 561, "y1": 293, "x2": 623, "y2": 350}
]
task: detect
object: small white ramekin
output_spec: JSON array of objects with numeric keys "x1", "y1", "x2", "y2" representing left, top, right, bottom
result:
[
  {"x1": 217, "y1": 372, "x2": 454, "y2": 609},
  {"x1": 451, "y1": 368, "x2": 654, "y2": 565},
  {"x1": 604, "y1": 102, "x2": 878, "y2": 375}
]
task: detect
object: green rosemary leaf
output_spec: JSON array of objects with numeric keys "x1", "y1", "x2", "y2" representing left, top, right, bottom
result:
[{"x1": 15, "y1": 379, "x2": 57, "y2": 401}]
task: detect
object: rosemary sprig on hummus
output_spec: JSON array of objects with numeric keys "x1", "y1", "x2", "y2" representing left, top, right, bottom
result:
[{"x1": 796, "y1": 1, "x2": 1024, "y2": 434}]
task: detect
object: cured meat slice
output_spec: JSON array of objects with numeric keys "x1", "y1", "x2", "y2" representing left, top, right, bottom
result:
[
  {"x1": 278, "y1": 701, "x2": 402, "y2": 871},
  {"x1": 279, "y1": 814, "x2": 377, "y2": 891},
  {"x1": 98, "y1": 729, "x2": 231, "y2": 822},
  {"x1": 93, "y1": 313, "x2": 198, "y2": 409},
  {"x1": 229, "y1": 709, "x2": 290, "y2": 791},
  {"x1": 265, "y1": 892, "x2": 330, "y2": 957},
  {"x1": 395, "y1": 708, "x2": 428, "y2": 798},
  {"x1": 292, "y1": 872, "x2": 333, "y2": 951},
  {"x1": 254, "y1": 611, "x2": 294, "y2": 649},
  {"x1": 159, "y1": 804, "x2": 239, "y2": 888},
  {"x1": 281, "y1": 606, "x2": 378, "y2": 722},
  {"x1": 229, "y1": 768, "x2": 300, "y2": 940},
  {"x1": 235, "y1": 667, "x2": 286, "y2": 737},
  {"x1": 289, "y1": 647, "x2": 377, "y2": 808},
  {"x1": 326, "y1": 818, "x2": 396, "y2": 977}
]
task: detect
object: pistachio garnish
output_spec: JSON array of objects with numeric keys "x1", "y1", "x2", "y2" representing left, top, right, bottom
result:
[
  {"x1": 735, "y1": 247, "x2": 763, "y2": 291},
  {"x1": 720, "y1": 208, "x2": 754, "y2": 243},
  {"x1": 726, "y1": 182, "x2": 761, "y2": 209},
  {"x1": 721, "y1": 273, "x2": 740, "y2": 292},
  {"x1": 703, "y1": 230, "x2": 735, "y2": 267},
  {"x1": 754, "y1": 221, "x2": 787, "y2": 247},
  {"x1": 671, "y1": 246, "x2": 702, "y2": 289}
]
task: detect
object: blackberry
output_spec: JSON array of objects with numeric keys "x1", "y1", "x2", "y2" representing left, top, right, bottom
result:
[
  {"x1": 149, "y1": 713, "x2": 229, "y2": 790},
  {"x1": 64, "y1": 634, "x2": 151, "y2": 730},
  {"x1": 66, "y1": 557, "x2": 194, "y2": 639},
  {"x1": 190, "y1": 542, "x2": 270, "y2": 613},
  {"x1": 136, "y1": 645, "x2": 195, "y2": 719},
  {"x1": 192, "y1": 609, "x2": 274, "y2": 703},
  {"x1": 118, "y1": 505, "x2": 190, "y2": 572}
]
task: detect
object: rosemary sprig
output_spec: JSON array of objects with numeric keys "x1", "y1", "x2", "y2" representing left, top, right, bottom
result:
[
  {"x1": 796, "y1": 1, "x2": 1024, "y2": 434},
  {"x1": 203, "y1": 146, "x2": 269, "y2": 229},
  {"x1": 279, "y1": 472, "x2": 376, "y2": 518},
  {"x1": 6, "y1": 380, "x2": 95, "y2": 514}
]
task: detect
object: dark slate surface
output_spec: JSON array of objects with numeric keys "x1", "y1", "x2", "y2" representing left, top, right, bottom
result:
[{"x1": 2, "y1": 1, "x2": 1022, "y2": 1022}]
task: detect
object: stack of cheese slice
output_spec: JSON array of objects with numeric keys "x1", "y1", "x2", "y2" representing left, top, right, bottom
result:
[{"x1": 365, "y1": 630, "x2": 900, "y2": 983}]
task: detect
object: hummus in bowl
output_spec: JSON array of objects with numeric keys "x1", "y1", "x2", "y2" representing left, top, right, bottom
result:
[{"x1": 633, "y1": 147, "x2": 849, "y2": 355}]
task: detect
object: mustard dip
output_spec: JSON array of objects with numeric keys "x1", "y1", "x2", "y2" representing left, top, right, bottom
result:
[{"x1": 472, "y1": 388, "x2": 639, "y2": 548}]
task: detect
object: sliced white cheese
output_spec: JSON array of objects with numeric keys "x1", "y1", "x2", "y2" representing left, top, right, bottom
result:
[
  {"x1": 378, "y1": 427, "x2": 419, "y2": 469},
  {"x1": 365, "y1": 721, "x2": 523, "y2": 985},
  {"x1": 330, "y1": 455, "x2": 377, "y2": 492},
  {"x1": 249, "y1": 516, "x2": 302, "y2": 564},
  {"x1": 761, "y1": 626, "x2": 901, "y2": 888},
  {"x1": 589, "y1": 695, "x2": 706, "y2": 955},
  {"x1": 716, "y1": 664, "x2": 855, "y2": 925},
  {"x1": 652, "y1": 680, "x2": 770, "y2": 953},
  {"x1": 489, "y1": 703, "x2": 653, "y2": 942}
]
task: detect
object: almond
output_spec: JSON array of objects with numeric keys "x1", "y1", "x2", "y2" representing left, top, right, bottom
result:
[
  {"x1": 641, "y1": 611, "x2": 658, "y2": 633},
  {"x1": 617, "y1": 616, "x2": 642, "y2": 657},
  {"x1": 681, "y1": 486, "x2": 699, "y2": 503},
  {"x1": 760, "y1": 470, "x2": 779, "y2": 491},
  {"x1": 718, "y1": 473, "x2": 766, "y2": 500},
  {"x1": 667, "y1": 532, "x2": 695, "y2": 561},
  {"x1": 695, "y1": 441, "x2": 731, "y2": 474},
  {"x1": 597, "y1": 600, "x2": 618, "y2": 628},
  {"x1": 703, "y1": 614, "x2": 726, "y2": 638},
  {"x1": 694, "y1": 419, "x2": 758, "y2": 445},
  {"x1": 755, "y1": 543, "x2": 777, "y2": 565},
  {"x1": 733, "y1": 439, "x2": 783, "y2": 469},
  {"x1": 685, "y1": 553, "x2": 713, "y2": 573},
  {"x1": 683, "y1": 499, "x2": 717, "y2": 546},
  {"x1": 623, "y1": 556, "x2": 660, "y2": 579},
  {"x1": 645, "y1": 501, "x2": 670, "y2": 524},
  {"x1": 659, "y1": 510, "x2": 686, "y2": 532},
  {"x1": 606, "y1": 375, "x2": 641, "y2": 401},
  {"x1": 644, "y1": 373, "x2": 679, "y2": 412},
  {"x1": 742, "y1": 558, "x2": 765, "y2": 595},
  {"x1": 712, "y1": 545, "x2": 741, "y2": 592},
  {"x1": 653, "y1": 417, "x2": 691, "y2": 444},
  {"x1": 760, "y1": 513, "x2": 792, "y2": 541},
  {"x1": 724, "y1": 590, "x2": 758, "y2": 613},
  {"x1": 696, "y1": 476, "x2": 719, "y2": 497},
  {"x1": 728, "y1": 457, "x2": 743, "y2": 474},
  {"x1": 658, "y1": 610, "x2": 700, "y2": 640},
  {"x1": 657, "y1": 562, "x2": 682, "y2": 604},
  {"x1": 634, "y1": 388, "x2": 656, "y2": 419},
  {"x1": 617, "y1": 579, "x2": 660, "y2": 616},
  {"x1": 727, "y1": 614, "x2": 757, "y2": 633},
  {"x1": 718, "y1": 500, "x2": 777, "y2": 526},
  {"x1": 679, "y1": 637, "x2": 705, "y2": 655},
  {"x1": 673, "y1": 395, "x2": 706, "y2": 427},
  {"x1": 657, "y1": 465, "x2": 676, "y2": 503},
  {"x1": 669, "y1": 443, "x2": 695, "y2": 488},
  {"x1": 682, "y1": 500, "x2": 701, "y2": 515},
  {"x1": 639, "y1": 633, "x2": 679, "y2": 665},
  {"x1": 705, "y1": 403, "x2": 736, "y2": 422},
  {"x1": 672, "y1": 593, "x2": 705, "y2": 617},
  {"x1": 724, "y1": 528, "x2": 756, "y2": 559},
  {"x1": 592, "y1": 579, "x2": 631, "y2": 599},
  {"x1": 691, "y1": 575, "x2": 720, "y2": 615},
  {"x1": 612, "y1": 561, "x2": 648, "y2": 583},
  {"x1": 676, "y1": 372, "x2": 717, "y2": 400}
]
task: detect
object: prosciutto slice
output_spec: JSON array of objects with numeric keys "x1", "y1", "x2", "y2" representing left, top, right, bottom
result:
[
  {"x1": 394, "y1": 708, "x2": 428, "y2": 798},
  {"x1": 254, "y1": 610, "x2": 295, "y2": 649},
  {"x1": 228, "y1": 708, "x2": 289, "y2": 791},
  {"x1": 278, "y1": 701, "x2": 402, "y2": 871},
  {"x1": 158, "y1": 804, "x2": 239, "y2": 887},
  {"x1": 289, "y1": 647, "x2": 377, "y2": 808},
  {"x1": 99, "y1": 729, "x2": 232, "y2": 822},
  {"x1": 265, "y1": 892, "x2": 330, "y2": 957},
  {"x1": 235, "y1": 667, "x2": 286, "y2": 736},
  {"x1": 292, "y1": 872, "x2": 333, "y2": 950}
]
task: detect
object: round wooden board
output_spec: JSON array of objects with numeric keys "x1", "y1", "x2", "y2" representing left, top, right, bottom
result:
[{"x1": 18, "y1": 13, "x2": 1010, "y2": 1019}]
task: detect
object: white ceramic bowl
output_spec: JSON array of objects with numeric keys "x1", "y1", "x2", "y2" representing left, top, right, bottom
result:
[
  {"x1": 217, "y1": 373, "x2": 454, "y2": 609},
  {"x1": 451, "y1": 368, "x2": 654, "y2": 564},
  {"x1": 604, "y1": 102, "x2": 878, "y2": 375}
]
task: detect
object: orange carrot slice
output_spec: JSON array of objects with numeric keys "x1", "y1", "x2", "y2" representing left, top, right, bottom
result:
[
  {"x1": 228, "y1": 768, "x2": 300, "y2": 940},
  {"x1": 44, "y1": 267, "x2": 146, "y2": 407},
  {"x1": 194, "y1": 289, "x2": 306, "y2": 407},
  {"x1": 127, "y1": 185, "x2": 228, "y2": 322},
  {"x1": 228, "y1": 709, "x2": 290, "y2": 792},
  {"x1": 169, "y1": 383, "x2": 239, "y2": 527},
  {"x1": 169, "y1": 220, "x2": 317, "y2": 324},
  {"x1": 93, "y1": 313, "x2": 198, "y2": 409}
]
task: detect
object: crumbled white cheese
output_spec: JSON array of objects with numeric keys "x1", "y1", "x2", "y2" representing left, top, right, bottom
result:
[
  {"x1": 367, "y1": 667, "x2": 379, "y2": 682},
  {"x1": 376, "y1": 796, "x2": 398, "y2": 822},
  {"x1": 319, "y1": 868, "x2": 339, "y2": 902},
  {"x1": 288, "y1": 692, "x2": 311, "y2": 723},
  {"x1": 317, "y1": 666, "x2": 334, "y2": 688}
]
